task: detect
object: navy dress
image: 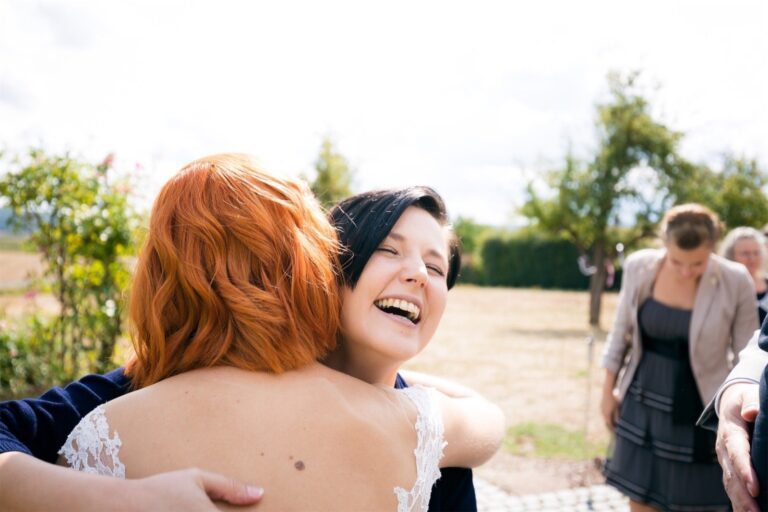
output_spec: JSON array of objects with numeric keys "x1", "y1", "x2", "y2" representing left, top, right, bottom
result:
[
  {"x1": 1, "y1": 369, "x2": 477, "y2": 512},
  {"x1": 604, "y1": 298, "x2": 729, "y2": 511},
  {"x1": 753, "y1": 329, "x2": 768, "y2": 510}
]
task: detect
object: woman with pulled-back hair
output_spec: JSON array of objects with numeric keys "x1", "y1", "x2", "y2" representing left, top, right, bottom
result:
[{"x1": 600, "y1": 204, "x2": 758, "y2": 511}]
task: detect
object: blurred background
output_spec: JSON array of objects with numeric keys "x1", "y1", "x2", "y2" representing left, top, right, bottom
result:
[{"x1": 0, "y1": 0, "x2": 766, "y2": 498}]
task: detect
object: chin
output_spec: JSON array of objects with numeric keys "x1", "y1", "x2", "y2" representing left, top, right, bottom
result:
[{"x1": 376, "y1": 339, "x2": 425, "y2": 364}]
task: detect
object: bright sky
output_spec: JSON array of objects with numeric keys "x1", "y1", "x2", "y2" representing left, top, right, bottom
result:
[{"x1": 1, "y1": 0, "x2": 766, "y2": 226}]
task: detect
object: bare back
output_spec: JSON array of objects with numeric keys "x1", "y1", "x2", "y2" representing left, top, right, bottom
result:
[{"x1": 60, "y1": 364, "x2": 434, "y2": 511}]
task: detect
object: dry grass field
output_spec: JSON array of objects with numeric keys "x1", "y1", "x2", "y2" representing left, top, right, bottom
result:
[
  {"x1": 404, "y1": 285, "x2": 618, "y2": 494},
  {"x1": 0, "y1": 250, "x2": 44, "y2": 288},
  {"x1": 0, "y1": 250, "x2": 620, "y2": 495}
]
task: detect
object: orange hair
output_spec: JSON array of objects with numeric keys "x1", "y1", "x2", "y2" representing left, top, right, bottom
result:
[{"x1": 125, "y1": 154, "x2": 340, "y2": 389}]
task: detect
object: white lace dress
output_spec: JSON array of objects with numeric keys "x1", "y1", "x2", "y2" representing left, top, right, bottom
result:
[{"x1": 59, "y1": 385, "x2": 445, "y2": 512}]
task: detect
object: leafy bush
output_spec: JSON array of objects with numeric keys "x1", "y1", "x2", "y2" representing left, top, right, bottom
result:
[
  {"x1": 477, "y1": 234, "x2": 622, "y2": 290},
  {"x1": 0, "y1": 316, "x2": 65, "y2": 398},
  {"x1": 482, "y1": 235, "x2": 588, "y2": 289},
  {"x1": 0, "y1": 149, "x2": 138, "y2": 383}
]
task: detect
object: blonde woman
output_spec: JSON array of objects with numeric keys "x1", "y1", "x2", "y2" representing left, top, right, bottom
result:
[{"x1": 720, "y1": 226, "x2": 768, "y2": 326}]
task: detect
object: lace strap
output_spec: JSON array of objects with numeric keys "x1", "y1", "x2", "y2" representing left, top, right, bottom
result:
[
  {"x1": 394, "y1": 386, "x2": 446, "y2": 512},
  {"x1": 58, "y1": 405, "x2": 126, "y2": 478}
]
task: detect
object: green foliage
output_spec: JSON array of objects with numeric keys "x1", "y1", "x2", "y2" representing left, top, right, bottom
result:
[
  {"x1": 309, "y1": 137, "x2": 354, "y2": 208},
  {"x1": 453, "y1": 216, "x2": 497, "y2": 284},
  {"x1": 505, "y1": 422, "x2": 607, "y2": 459},
  {"x1": 0, "y1": 316, "x2": 63, "y2": 398},
  {"x1": 523, "y1": 72, "x2": 768, "y2": 325},
  {"x1": 0, "y1": 149, "x2": 138, "y2": 379},
  {"x1": 523, "y1": 71, "x2": 690, "y2": 324},
  {"x1": 524, "y1": 71, "x2": 684, "y2": 247},
  {"x1": 672, "y1": 155, "x2": 768, "y2": 230},
  {"x1": 481, "y1": 234, "x2": 593, "y2": 289},
  {"x1": 454, "y1": 216, "x2": 488, "y2": 255}
]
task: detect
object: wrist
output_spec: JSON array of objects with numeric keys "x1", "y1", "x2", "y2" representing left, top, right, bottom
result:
[{"x1": 718, "y1": 381, "x2": 758, "y2": 418}]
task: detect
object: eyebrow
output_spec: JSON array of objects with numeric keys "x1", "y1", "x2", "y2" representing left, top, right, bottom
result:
[{"x1": 387, "y1": 232, "x2": 448, "y2": 263}]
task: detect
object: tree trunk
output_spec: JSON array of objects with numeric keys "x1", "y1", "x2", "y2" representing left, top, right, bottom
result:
[{"x1": 588, "y1": 243, "x2": 607, "y2": 326}]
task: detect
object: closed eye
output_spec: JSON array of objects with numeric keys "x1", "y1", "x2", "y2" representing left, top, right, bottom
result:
[
  {"x1": 376, "y1": 246, "x2": 398, "y2": 255},
  {"x1": 428, "y1": 265, "x2": 445, "y2": 277}
]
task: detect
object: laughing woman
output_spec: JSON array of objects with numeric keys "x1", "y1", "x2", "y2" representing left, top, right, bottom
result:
[{"x1": 0, "y1": 165, "x2": 498, "y2": 511}]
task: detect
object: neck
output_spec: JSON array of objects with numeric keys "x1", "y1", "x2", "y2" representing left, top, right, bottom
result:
[{"x1": 322, "y1": 345, "x2": 400, "y2": 386}]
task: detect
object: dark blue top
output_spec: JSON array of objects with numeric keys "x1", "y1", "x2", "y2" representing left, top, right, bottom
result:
[
  {"x1": 1, "y1": 369, "x2": 476, "y2": 512},
  {"x1": 753, "y1": 317, "x2": 768, "y2": 509}
]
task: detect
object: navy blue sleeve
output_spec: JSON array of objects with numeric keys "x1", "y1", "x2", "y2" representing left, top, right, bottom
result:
[
  {"x1": 752, "y1": 330, "x2": 768, "y2": 510},
  {"x1": 394, "y1": 372, "x2": 478, "y2": 512},
  {"x1": 0, "y1": 367, "x2": 131, "y2": 462}
]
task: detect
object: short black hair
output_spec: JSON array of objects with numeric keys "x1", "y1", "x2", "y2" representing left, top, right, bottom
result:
[{"x1": 330, "y1": 186, "x2": 461, "y2": 290}]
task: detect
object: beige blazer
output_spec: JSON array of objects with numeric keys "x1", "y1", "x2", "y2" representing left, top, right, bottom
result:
[{"x1": 601, "y1": 248, "x2": 758, "y2": 404}]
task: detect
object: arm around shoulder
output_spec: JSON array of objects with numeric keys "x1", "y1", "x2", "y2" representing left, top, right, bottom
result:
[
  {"x1": 438, "y1": 391, "x2": 505, "y2": 468},
  {"x1": 0, "y1": 368, "x2": 130, "y2": 461},
  {"x1": 0, "y1": 451, "x2": 133, "y2": 512},
  {"x1": 0, "y1": 451, "x2": 263, "y2": 511}
]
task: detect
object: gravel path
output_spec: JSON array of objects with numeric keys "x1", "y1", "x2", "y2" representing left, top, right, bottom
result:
[{"x1": 476, "y1": 478, "x2": 629, "y2": 512}]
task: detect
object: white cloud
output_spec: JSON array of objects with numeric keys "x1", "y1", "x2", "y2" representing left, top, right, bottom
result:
[{"x1": 0, "y1": 0, "x2": 765, "y2": 225}]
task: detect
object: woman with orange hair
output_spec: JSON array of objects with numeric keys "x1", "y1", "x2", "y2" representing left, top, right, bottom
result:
[
  {"x1": 122, "y1": 153, "x2": 341, "y2": 387},
  {"x1": 37, "y1": 154, "x2": 503, "y2": 511}
]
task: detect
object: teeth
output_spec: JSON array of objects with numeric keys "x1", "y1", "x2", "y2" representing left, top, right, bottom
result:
[{"x1": 374, "y1": 298, "x2": 421, "y2": 322}]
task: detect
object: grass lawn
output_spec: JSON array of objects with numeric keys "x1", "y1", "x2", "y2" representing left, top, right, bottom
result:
[{"x1": 403, "y1": 285, "x2": 618, "y2": 494}]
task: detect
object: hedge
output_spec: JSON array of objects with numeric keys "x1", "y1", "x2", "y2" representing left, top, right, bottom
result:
[{"x1": 461, "y1": 236, "x2": 621, "y2": 291}]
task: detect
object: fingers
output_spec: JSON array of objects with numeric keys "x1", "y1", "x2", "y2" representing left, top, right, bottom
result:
[
  {"x1": 726, "y1": 432, "x2": 760, "y2": 498},
  {"x1": 717, "y1": 417, "x2": 760, "y2": 511},
  {"x1": 194, "y1": 469, "x2": 264, "y2": 506},
  {"x1": 721, "y1": 458, "x2": 760, "y2": 512}
]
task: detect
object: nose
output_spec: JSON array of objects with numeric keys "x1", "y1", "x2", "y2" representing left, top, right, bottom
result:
[{"x1": 401, "y1": 257, "x2": 428, "y2": 288}]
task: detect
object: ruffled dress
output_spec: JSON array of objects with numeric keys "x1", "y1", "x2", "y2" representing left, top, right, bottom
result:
[{"x1": 604, "y1": 297, "x2": 729, "y2": 511}]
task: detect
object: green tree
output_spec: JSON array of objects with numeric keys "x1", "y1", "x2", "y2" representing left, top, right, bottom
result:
[
  {"x1": 522, "y1": 72, "x2": 689, "y2": 327},
  {"x1": 672, "y1": 155, "x2": 768, "y2": 230},
  {"x1": 453, "y1": 216, "x2": 490, "y2": 256},
  {"x1": 0, "y1": 149, "x2": 138, "y2": 377},
  {"x1": 453, "y1": 216, "x2": 496, "y2": 284},
  {"x1": 310, "y1": 137, "x2": 354, "y2": 208}
]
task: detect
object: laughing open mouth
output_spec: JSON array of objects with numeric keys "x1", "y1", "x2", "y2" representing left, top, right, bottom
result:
[{"x1": 374, "y1": 298, "x2": 421, "y2": 324}]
